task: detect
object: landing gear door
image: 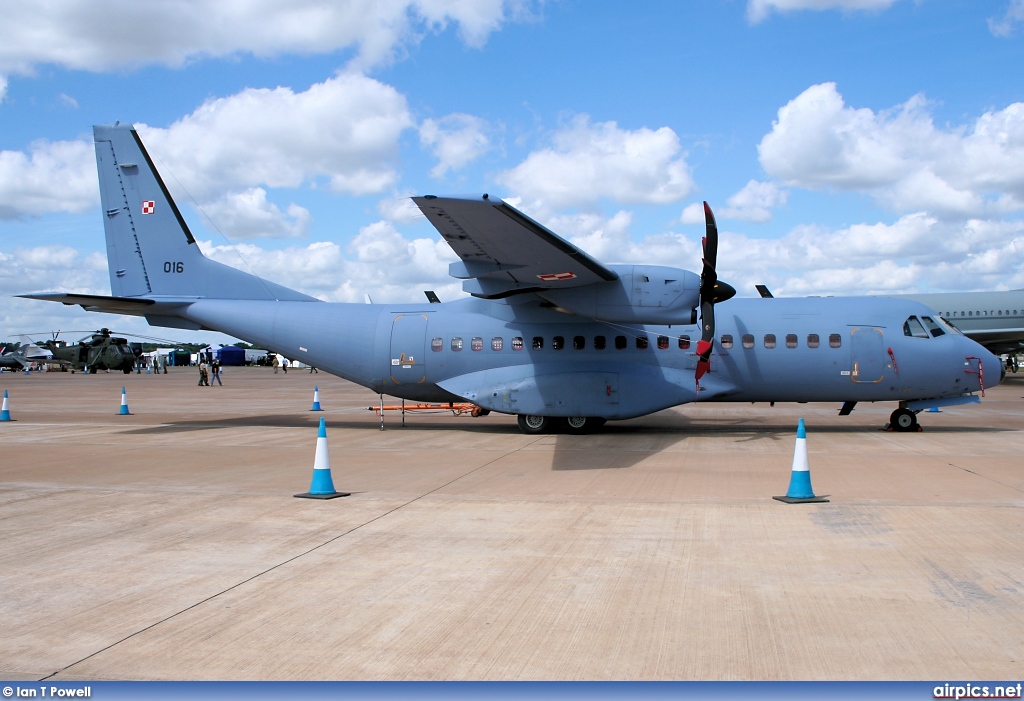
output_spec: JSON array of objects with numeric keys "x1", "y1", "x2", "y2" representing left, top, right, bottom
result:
[
  {"x1": 390, "y1": 314, "x2": 428, "y2": 384},
  {"x1": 850, "y1": 326, "x2": 885, "y2": 383}
]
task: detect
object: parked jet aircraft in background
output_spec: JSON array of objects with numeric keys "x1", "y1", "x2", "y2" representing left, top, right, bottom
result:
[
  {"x1": 19, "y1": 124, "x2": 1003, "y2": 433},
  {"x1": 0, "y1": 338, "x2": 54, "y2": 371}
]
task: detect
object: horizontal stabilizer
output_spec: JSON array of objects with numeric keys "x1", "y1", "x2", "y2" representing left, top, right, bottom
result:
[{"x1": 17, "y1": 293, "x2": 157, "y2": 311}]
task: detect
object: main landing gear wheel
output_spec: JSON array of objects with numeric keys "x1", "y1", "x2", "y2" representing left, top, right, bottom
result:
[
  {"x1": 889, "y1": 408, "x2": 919, "y2": 432},
  {"x1": 559, "y1": 416, "x2": 608, "y2": 434},
  {"x1": 517, "y1": 414, "x2": 550, "y2": 434}
]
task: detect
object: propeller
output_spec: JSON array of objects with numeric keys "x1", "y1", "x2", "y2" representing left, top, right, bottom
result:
[{"x1": 695, "y1": 202, "x2": 736, "y2": 383}]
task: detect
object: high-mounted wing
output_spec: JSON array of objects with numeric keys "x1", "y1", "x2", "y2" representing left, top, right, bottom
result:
[{"x1": 414, "y1": 195, "x2": 618, "y2": 298}]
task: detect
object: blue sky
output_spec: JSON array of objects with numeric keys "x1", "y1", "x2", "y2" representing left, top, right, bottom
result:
[{"x1": 2, "y1": 0, "x2": 1024, "y2": 343}]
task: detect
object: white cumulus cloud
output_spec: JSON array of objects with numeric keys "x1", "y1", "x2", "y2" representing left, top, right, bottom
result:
[
  {"x1": 198, "y1": 188, "x2": 311, "y2": 239},
  {"x1": 420, "y1": 113, "x2": 491, "y2": 178},
  {"x1": 720, "y1": 180, "x2": 788, "y2": 222},
  {"x1": 198, "y1": 219, "x2": 460, "y2": 303},
  {"x1": 747, "y1": 0, "x2": 899, "y2": 24},
  {"x1": 0, "y1": 138, "x2": 97, "y2": 220},
  {"x1": 0, "y1": 0, "x2": 524, "y2": 78},
  {"x1": 497, "y1": 116, "x2": 694, "y2": 210},
  {"x1": 989, "y1": 0, "x2": 1024, "y2": 37},
  {"x1": 758, "y1": 82, "x2": 1024, "y2": 218},
  {"x1": 138, "y1": 72, "x2": 413, "y2": 200}
]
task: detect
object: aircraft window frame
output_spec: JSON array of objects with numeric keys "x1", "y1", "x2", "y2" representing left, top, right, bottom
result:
[
  {"x1": 492, "y1": 337, "x2": 503, "y2": 351},
  {"x1": 679, "y1": 335, "x2": 690, "y2": 350},
  {"x1": 829, "y1": 334, "x2": 842, "y2": 348},
  {"x1": 720, "y1": 334, "x2": 733, "y2": 349},
  {"x1": 532, "y1": 336, "x2": 544, "y2": 350},
  {"x1": 807, "y1": 334, "x2": 819, "y2": 348},
  {"x1": 615, "y1": 335, "x2": 627, "y2": 350},
  {"x1": 764, "y1": 334, "x2": 776, "y2": 349},
  {"x1": 594, "y1": 335, "x2": 607, "y2": 350},
  {"x1": 741, "y1": 334, "x2": 754, "y2": 349},
  {"x1": 934, "y1": 316, "x2": 962, "y2": 335},
  {"x1": 431, "y1": 337, "x2": 443, "y2": 352},
  {"x1": 903, "y1": 317, "x2": 929, "y2": 339},
  {"x1": 920, "y1": 316, "x2": 945, "y2": 338},
  {"x1": 636, "y1": 336, "x2": 649, "y2": 350},
  {"x1": 471, "y1": 337, "x2": 484, "y2": 351},
  {"x1": 658, "y1": 335, "x2": 670, "y2": 350},
  {"x1": 451, "y1": 337, "x2": 463, "y2": 352},
  {"x1": 512, "y1": 337, "x2": 524, "y2": 351},
  {"x1": 785, "y1": 334, "x2": 798, "y2": 349},
  {"x1": 573, "y1": 335, "x2": 586, "y2": 350},
  {"x1": 552, "y1": 336, "x2": 564, "y2": 350}
]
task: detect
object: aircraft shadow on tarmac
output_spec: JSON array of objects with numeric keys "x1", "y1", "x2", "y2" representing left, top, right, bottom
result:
[{"x1": 121, "y1": 414, "x2": 1010, "y2": 476}]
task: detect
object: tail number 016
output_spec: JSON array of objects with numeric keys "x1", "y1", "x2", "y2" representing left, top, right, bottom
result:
[{"x1": 164, "y1": 261, "x2": 184, "y2": 273}]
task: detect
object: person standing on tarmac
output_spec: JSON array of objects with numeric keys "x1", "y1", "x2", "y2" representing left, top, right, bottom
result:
[
  {"x1": 198, "y1": 358, "x2": 210, "y2": 386},
  {"x1": 211, "y1": 357, "x2": 223, "y2": 386}
]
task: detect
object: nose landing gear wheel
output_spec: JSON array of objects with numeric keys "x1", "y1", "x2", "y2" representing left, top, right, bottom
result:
[
  {"x1": 517, "y1": 414, "x2": 550, "y2": 434},
  {"x1": 889, "y1": 408, "x2": 919, "y2": 432}
]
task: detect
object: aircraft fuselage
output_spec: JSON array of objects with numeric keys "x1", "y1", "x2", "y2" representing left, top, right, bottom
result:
[{"x1": 180, "y1": 294, "x2": 993, "y2": 420}]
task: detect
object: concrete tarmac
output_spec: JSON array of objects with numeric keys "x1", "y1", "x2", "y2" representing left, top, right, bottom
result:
[{"x1": 1, "y1": 366, "x2": 1022, "y2": 680}]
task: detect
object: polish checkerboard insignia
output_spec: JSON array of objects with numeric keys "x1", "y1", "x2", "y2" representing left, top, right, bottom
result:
[
  {"x1": 141, "y1": 200, "x2": 155, "y2": 214},
  {"x1": 537, "y1": 271, "x2": 576, "y2": 281}
]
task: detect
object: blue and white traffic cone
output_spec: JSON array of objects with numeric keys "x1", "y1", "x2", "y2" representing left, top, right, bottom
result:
[
  {"x1": 294, "y1": 417, "x2": 349, "y2": 499},
  {"x1": 1, "y1": 390, "x2": 11, "y2": 421},
  {"x1": 773, "y1": 418, "x2": 829, "y2": 503},
  {"x1": 118, "y1": 386, "x2": 131, "y2": 415},
  {"x1": 310, "y1": 386, "x2": 323, "y2": 411}
]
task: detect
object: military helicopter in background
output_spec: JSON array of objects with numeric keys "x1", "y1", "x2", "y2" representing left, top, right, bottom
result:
[{"x1": 38, "y1": 328, "x2": 138, "y2": 374}]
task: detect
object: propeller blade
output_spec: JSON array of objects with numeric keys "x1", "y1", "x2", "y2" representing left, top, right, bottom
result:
[{"x1": 696, "y1": 202, "x2": 719, "y2": 382}]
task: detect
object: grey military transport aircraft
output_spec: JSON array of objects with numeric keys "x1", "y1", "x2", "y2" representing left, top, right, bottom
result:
[{"x1": 20, "y1": 124, "x2": 1003, "y2": 433}]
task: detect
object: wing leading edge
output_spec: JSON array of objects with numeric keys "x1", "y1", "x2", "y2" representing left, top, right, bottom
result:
[{"x1": 413, "y1": 195, "x2": 618, "y2": 299}]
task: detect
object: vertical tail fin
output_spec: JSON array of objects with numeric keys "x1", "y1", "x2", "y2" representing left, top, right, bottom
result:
[{"x1": 93, "y1": 123, "x2": 313, "y2": 302}]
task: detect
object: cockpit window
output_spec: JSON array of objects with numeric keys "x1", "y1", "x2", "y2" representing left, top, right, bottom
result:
[
  {"x1": 935, "y1": 316, "x2": 962, "y2": 335},
  {"x1": 903, "y1": 316, "x2": 929, "y2": 339},
  {"x1": 920, "y1": 316, "x2": 945, "y2": 338}
]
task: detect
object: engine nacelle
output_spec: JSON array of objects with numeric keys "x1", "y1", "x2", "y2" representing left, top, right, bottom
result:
[{"x1": 537, "y1": 265, "x2": 700, "y2": 325}]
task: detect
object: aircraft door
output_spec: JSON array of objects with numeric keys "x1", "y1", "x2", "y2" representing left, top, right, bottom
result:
[
  {"x1": 390, "y1": 314, "x2": 428, "y2": 384},
  {"x1": 850, "y1": 326, "x2": 885, "y2": 383}
]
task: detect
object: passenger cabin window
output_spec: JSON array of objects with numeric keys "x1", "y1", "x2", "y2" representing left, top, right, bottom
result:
[
  {"x1": 764, "y1": 334, "x2": 776, "y2": 349},
  {"x1": 512, "y1": 337, "x2": 524, "y2": 351},
  {"x1": 594, "y1": 335, "x2": 607, "y2": 350},
  {"x1": 636, "y1": 336, "x2": 649, "y2": 350},
  {"x1": 451, "y1": 337, "x2": 463, "y2": 351},
  {"x1": 471, "y1": 337, "x2": 484, "y2": 351},
  {"x1": 921, "y1": 317, "x2": 945, "y2": 338},
  {"x1": 741, "y1": 334, "x2": 754, "y2": 349},
  {"x1": 491, "y1": 337, "x2": 503, "y2": 351},
  {"x1": 807, "y1": 334, "x2": 819, "y2": 348},
  {"x1": 552, "y1": 336, "x2": 564, "y2": 350},
  {"x1": 615, "y1": 335, "x2": 627, "y2": 350},
  {"x1": 829, "y1": 333, "x2": 842, "y2": 348},
  {"x1": 431, "y1": 337, "x2": 443, "y2": 352},
  {"x1": 720, "y1": 334, "x2": 733, "y2": 349},
  {"x1": 532, "y1": 336, "x2": 544, "y2": 350},
  {"x1": 903, "y1": 317, "x2": 929, "y2": 339},
  {"x1": 679, "y1": 335, "x2": 691, "y2": 350},
  {"x1": 658, "y1": 335, "x2": 670, "y2": 349},
  {"x1": 785, "y1": 334, "x2": 798, "y2": 349},
  {"x1": 573, "y1": 336, "x2": 586, "y2": 350}
]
